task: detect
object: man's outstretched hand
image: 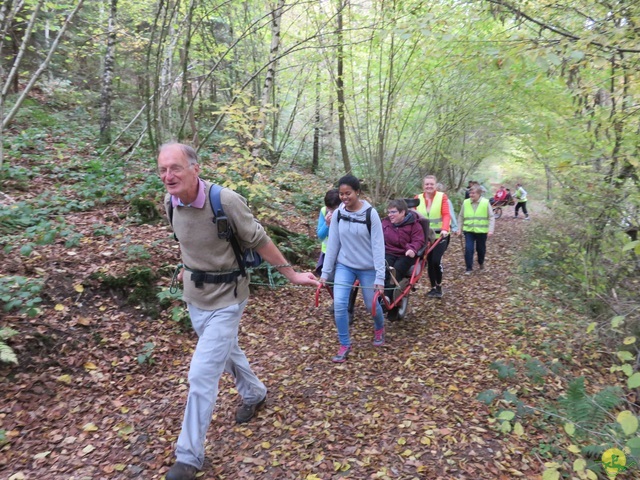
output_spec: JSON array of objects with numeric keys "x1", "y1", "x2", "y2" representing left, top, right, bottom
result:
[{"x1": 289, "y1": 272, "x2": 320, "y2": 287}]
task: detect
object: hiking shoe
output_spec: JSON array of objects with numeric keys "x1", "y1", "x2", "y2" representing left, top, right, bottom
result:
[
  {"x1": 236, "y1": 395, "x2": 267, "y2": 424},
  {"x1": 166, "y1": 462, "x2": 198, "y2": 480},
  {"x1": 332, "y1": 345, "x2": 351, "y2": 363},
  {"x1": 427, "y1": 287, "x2": 438, "y2": 297},
  {"x1": 373, "y1": 328, "x2": 385, "y2": 346},
  {"x1": 479, "y1": 264, "x2": 484, "y2": 270},
  {"x1": 524, "y1": 215, "x2": 530, "y2": 220},
  {"x1": 464, "y1": 270, "x2": 472, "y2": 275},
  {"x1": 434, "y1": 285, "x2": 443, "y2": 298}
]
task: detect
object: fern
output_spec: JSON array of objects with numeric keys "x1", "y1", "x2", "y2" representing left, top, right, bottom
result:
[
  {"x1": 525, "y1": 358, "x2": 548, "y2": 384},
  {"x1": 0, "y1": 327, "x2": 18, "y2": 340},
  {"x1": 490, "y1": 360, "x2": 517, "y2": 380},
  {"x1": 0, "y1": 341, "x2": 18, "y2": 364},
  {"x1": 582, "y1": 443, "x2": 607, "y2": 459},
  {"x1": 559, "y1": 378, "x2": 624, "y2": 432},
  {"x1": 592, "y1": 386, "x2": 623, "y2": 412}
]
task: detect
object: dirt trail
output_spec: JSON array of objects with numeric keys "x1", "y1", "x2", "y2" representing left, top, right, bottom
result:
[{"x1": 1, "y1": 214, "x2": 564, "y2": 479}]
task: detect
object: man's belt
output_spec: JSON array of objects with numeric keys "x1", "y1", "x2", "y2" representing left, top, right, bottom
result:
[{"x1": 187, "y1": 268, "x2": 242, "y2": 288}]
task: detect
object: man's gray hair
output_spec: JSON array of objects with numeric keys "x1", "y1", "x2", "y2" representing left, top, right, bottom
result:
[{"x1": 159, "y1": 142, "x2": 199, "y2": 166}]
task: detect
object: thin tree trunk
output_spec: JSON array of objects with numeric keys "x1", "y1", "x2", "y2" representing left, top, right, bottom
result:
[
  {"x1": 252, "y1": 0, "x2": 285, "y2": 161},
  {"x1": 99, "y1": 0, "x2": 118, "y2": 145},
  {"x1": 178, "y1": 0, "x2": 196, "y2": 144},
  {"x1": 0, "y1": 1, "x2": 27, "y2": 66},
  {"x1": 1, "y1": 0, "x2": 44, "y2": 99},
  {"x1": 336, "y1": 0, "x2": 351, "y2": 174},
  {"x1": 2, "y1": 0, "x2": 84, "y2": 130},
  {"x1": 312, "y1": 66, "x2": 320, "y2": 173}
]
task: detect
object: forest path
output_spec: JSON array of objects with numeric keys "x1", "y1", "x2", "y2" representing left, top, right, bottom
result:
[{"x1": 2, "y1": 210, "x2": 584, "y2": 479}]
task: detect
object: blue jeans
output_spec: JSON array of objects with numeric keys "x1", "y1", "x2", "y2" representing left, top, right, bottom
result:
[
  {"x1": 464, "y1": 232, "x2": 488, "y2": 271},
  {"x1": 176, "y1": 300, "x2": 267, "y2": 469},
  {"x1": 333, "y1": 263, "x2": 384, "y2": 346}
]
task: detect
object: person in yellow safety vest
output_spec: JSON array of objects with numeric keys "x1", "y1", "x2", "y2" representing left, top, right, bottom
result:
[
  {"x1": 514, "y1": 182, "x2": 530, "y2": 219},
  {"x1": 457, "y1": 185, "x2": 495, "y2": 274},
  {"x1": 414, "y1": 175, "x2": 451, "y2": 298},
  {"x1": 316, "y1": 188, "x2": 341, "y2": 277}
]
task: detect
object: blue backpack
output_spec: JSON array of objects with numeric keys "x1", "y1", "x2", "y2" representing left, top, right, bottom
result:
[{"x1": 168, "y1": 184, "x2": 263, "y2": 278}]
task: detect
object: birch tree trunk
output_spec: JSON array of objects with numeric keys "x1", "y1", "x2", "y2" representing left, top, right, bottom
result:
[
  {"x1": 336, "y1": 0, "x2": 351, "y2": 174},
  {"x1": 99, "y1": 0, "x2": 118, "y2": 145},
  {"x1": 312, "y1": 65, "x2": 320, "y2": 174},
  {"x1": 0, "y1": 0, "x2": 28, "y2": 169},
  {"x1": 1, "y1": 0, "x2": 85, "y2": 130},
  {"x1": 178, "y1": 0, "x2": 197, "y2": 144},
  {"x1": 1, "y1": 0, "x2": 83, "y2": 168},
  {"x1": 0, "y1": 0, "x2": 27, "y2": 67},
  {"x1": 252, "y1": 0, "x2": 285, "y2": 162},
  {"x1": 1, "y1": 0, "x2": 44, "y2": 100}
]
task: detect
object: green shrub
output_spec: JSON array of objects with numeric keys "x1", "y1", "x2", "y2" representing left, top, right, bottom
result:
[{"x1": 0, "y1": 276, "x2": 44, "y2": 317}]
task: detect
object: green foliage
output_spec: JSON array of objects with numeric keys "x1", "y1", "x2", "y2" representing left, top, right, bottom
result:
[
  {"x1": 0, "y1": 327, "x2": 19, "y2": 364},
  {"x1": 91, "y1": 223, "x2": 116, "y2": 237},
  {"x1": 489, "y1": 360, "x2": 517, "y2": 380},
  {"x1": 129, "y1": 198, "x2": 161, "y2": 224},
  {"x1": 123, "y1": 173, "x2": 165, "y2": 204},
  {"x1": 483, "y1": 356, "x2": 638, "y2": 475},
  {"x1": 0, "y1": 276, "x2": 44, "y2": 317},
  {"x1": 94, "y1": 267, "x2": 159, "y2": 316},
  {"x1": 157, "y1": 288, "x2": 190, "y2": 329},
  {"x1": 124, "y1": 244, "x2": 151, "y2": 261},
  {"x1": 524, "y1": 357, "x2": 549, "y2": 385},
  {"x1": 137, "y1": 342, "x2": 156, "y2": 365},
  {"x1": 291, "y1": 192, "x2": 318, "y2": 216},
  {"x1": 476, "y1": 389, "x2": 498, "y2": 405},
  {"x1": 559, "y1": 378, "x2": 623, "y2": 429},
  {"x1": 5, "y1": 128, "x2": 49, "y2": 153}
]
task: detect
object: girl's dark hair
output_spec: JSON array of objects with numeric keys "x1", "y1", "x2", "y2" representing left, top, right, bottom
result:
[
  {"x1": 324, "y1": 188, "x2": 341, "y2": 208},
  {"x1": 338, "y1": 174, "x2": 360, "y2": 192},
  {"x1": 388, "y1": 199, "x2": 407, "y2": 213}
]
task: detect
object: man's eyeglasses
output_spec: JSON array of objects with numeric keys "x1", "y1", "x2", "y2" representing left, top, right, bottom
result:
[
  {"x1": 158, "y1": 165, "x2": 189, "y2": 176},
  {"x1": 387, "y1": 210, "x2": 399, "y2": 215}
]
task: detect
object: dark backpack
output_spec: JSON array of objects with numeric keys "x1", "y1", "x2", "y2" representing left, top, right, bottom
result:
[
  {"x1": 336, "y1": 207, "x2": 372, "y2": 234},
  {"x1": 168, "y1": 184, "x2": 263, "y2": 278}
]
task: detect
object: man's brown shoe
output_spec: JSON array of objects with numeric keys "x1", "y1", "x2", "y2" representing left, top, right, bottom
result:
[
  {"x1": 166, "y1": 461, "x2": 198, "y2": 480},
  {"x1": 236, "y1": 395, "x2": 267, "y2": 424}
]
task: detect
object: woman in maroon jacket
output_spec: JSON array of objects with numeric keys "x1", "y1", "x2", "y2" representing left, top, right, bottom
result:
[{"x1": 382, "y1": 199, "x2": 426, "y2": 317}]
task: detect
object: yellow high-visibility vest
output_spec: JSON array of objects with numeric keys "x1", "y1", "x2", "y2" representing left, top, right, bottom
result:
[
  {"x1": 320, "y1": 206, "x2": 328, "y2": 253},
  {"x1": 462, "y1": 198, "x2": 490, "y2": 233},
  {"x1": 416, "y1": 191, "x2": 444, "y2": 238}
]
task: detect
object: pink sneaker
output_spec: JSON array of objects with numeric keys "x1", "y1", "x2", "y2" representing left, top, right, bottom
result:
[
  {"x1": 332, "y1": 345, "x2": 351, "y2": 363},
  {"x1": 373, "y1": 328, "x2": 385, "y2": 346}
]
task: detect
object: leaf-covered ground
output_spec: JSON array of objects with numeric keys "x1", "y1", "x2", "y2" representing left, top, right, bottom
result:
[{"x1": 1, "y1": 204, "x2": 604, "y2": 479}]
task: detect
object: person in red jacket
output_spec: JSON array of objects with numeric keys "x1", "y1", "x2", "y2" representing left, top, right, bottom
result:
[
  {"x1": 382, "y1": 199, "x2": 426, "y2": 318},
  {"x1": 493, "y1": 185, "x2": 508, "y2": 204}
]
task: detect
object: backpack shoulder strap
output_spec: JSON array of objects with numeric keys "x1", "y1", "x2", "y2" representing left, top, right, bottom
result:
[
  {"x1": 166, "y1": 198, "x2": 177, "y2": 241},
  {"x1": 208, "y1": 184, "x2": 225, "y2": 219},
  {"x1": 209, "y1": 184, "x2": 247, "y2": 275},
  {"x1": 336, "y1": 208, "x2": 372, "y2": 235},
  {"x1": 366, "y1": 206, "x2": 372, "y2": 235}
]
